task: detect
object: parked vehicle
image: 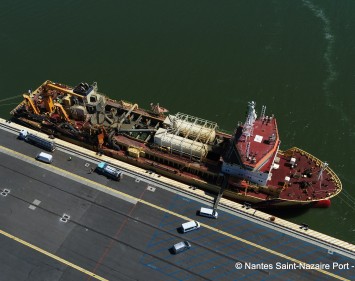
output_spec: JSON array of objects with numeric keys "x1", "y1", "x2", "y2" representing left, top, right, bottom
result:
[
  {"x1": 19, "y1": 130, "x2": 55, "y2": 152},
  {"x1": 35, "y1": 152, "x2": 53, "y2": 164},
  {"x1": 199, "y1": 207, "x2": 218, "y2": 219},
  {"x1": 181, "y1": 221, "x2": 200, "y2": 233},
  {"x1": 96, "y1": 162, "x2": 123, "y2": 181},
  {"x1": 172, "y1": 241, "x2": 191, "y2": 254}
]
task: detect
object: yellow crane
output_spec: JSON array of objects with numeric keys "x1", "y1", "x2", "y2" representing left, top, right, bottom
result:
[
  {"x1": 54, "y1": 103, "x2": 70, "y2": 122},
  {"x1": 46, "y1": 82, "x2": 86, "y2": 99},
  {"x1": 22, "y1": 94, "x2": 40, "y2": 115}
]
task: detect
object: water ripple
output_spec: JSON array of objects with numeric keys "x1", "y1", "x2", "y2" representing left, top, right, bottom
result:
[{"x1": 302, "y1": 0, "x2": 339, "y2": 111}]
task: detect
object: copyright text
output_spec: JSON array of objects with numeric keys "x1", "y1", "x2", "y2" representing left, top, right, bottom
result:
[{"x1": 234, "y1": 262, "x2": 353, "y2": 270}]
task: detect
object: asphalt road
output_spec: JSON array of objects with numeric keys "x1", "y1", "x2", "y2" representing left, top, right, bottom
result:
[{"x1": 0, "y1": 126, "x2": 354, "y2": 281}]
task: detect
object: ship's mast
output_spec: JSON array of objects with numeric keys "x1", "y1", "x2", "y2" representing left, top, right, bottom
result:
[
  {"x1": 246, "y1": 141, "x2": 251, "y2": 159},
  {"x1": 243, "y1": 101, "x2": 257, "y2": 138},
  {"x1": 93, "y1": 82, "x2": 98, "y2": 94},
  {"x1": 260, "y1": 105, "x2": 266, "y2": 120},
  {"x1": 243, "y1": 101, "x2": 257, "y2": 157}
]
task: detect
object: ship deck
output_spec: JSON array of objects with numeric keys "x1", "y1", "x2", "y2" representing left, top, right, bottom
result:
[
  {"x1": 0, "y1": 120, "x2": 354, "y2": 281},
  {"x1": 271, "y1": 149, "x2": 341, "y2": 202},
  {"x1": 228, "y1": 148, "x2": 341, "y2": 203},
  {"x1": 113, "y1": 134, "x2": 222, "y2": 172}
]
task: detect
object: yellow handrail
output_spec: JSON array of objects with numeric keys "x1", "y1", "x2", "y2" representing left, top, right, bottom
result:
[{"x1": 280, "y1": 147, "x2": 342, "y2": 197}]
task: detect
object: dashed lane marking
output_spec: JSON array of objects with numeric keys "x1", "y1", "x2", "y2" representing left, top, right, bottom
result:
[
  {"x1": 29, "y1": 199, "x2": 41, "y2": 210},
  {"x1": 0, "y1": 145, "x2": 351, "y2": 281}
]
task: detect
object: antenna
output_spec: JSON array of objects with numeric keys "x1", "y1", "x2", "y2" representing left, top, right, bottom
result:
[
  {"x1": 317, "y1": 162, "x2": 329, "y2": 184},
  {"x1": 92, "y1": 82, "x2": 98, "y2": 93}
]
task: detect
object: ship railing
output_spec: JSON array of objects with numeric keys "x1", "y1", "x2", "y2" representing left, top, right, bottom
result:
[
  {"x1": 10, "y1": 99, "x2": 26, "y2": 115},
  {"x1": 217, "y1": 128, "x2": 231, "y2": 134},
  {"x1": 280, "y1": 147, "x2": 342, "y2": 195}
]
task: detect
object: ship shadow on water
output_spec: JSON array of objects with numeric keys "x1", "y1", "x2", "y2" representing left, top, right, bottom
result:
[
  {"x1": 264, "y1": 207, "x2": 310, "y2": 219},
  {"x1": 220, "y1": 194, "x2": 312, "y2": 219}
]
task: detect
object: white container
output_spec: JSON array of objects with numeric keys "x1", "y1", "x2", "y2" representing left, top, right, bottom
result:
[
  {"x1": 154, "y1": 128, "x2": 208, "y2": 158},
  {"x1": 173, "y1": 119, "x2": 216, "y2": 143}
]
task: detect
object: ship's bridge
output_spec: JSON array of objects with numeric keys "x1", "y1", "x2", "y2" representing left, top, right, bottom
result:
[
  {"x1": 235, "y1": 116, "x2": 280, "y2": 173},
  {"x1": 224, "y1": 102, "x2": 280, "y2": 173},
  {"x1": 222, "y1": 103, "x2": 280, "y2": 186}
]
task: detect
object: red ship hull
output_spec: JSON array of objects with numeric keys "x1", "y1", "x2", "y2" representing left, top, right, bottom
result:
[{"x1": 10, "y1": 81, "x2": 342, "y2": 208}]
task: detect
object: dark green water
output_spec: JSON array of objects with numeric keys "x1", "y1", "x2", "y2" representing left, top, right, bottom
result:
[{"x1": 1, "y1": 0, "x2": 354, "y2": 243}]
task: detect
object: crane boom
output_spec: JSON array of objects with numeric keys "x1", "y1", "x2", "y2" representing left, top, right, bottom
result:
[
  {"x1": 22, "y1": 94, "x2": 40, "y2": 115},
  {"x1": 46, "y1": 82, "x2": 85, "y2": 98},
  {"x1": 54, "y1": 102, "x2": 70, "y2": 122}
]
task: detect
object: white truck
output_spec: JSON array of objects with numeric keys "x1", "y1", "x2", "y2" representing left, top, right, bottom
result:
[{"x1": 19, "y1": 130, "x2": 55, "y2": 152}]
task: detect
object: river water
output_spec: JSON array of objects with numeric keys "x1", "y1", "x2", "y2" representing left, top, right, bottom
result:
[{"x1": 0, "y1": 0, "x2": 354, "y2": 243}]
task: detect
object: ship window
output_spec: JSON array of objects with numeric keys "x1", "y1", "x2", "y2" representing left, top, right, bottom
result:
[{"x1": 90, "y1": 95, "x2": 97, "y2": 103}]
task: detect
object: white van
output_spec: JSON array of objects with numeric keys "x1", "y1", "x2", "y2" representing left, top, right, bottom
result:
[
  {"x1": 181, "y1": 221, "x2": 200, "y2": 233},
  {"x1": 199, "y1": 207, "x2": 218, "y2": 219},
  {"x1": 35, "y1": 152, "x2": 53, "y2": 164}
]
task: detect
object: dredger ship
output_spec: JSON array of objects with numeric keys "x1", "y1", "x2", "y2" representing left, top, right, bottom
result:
[{"x1": 10, "y1": 80, "x2": 342, "y2": 208}]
